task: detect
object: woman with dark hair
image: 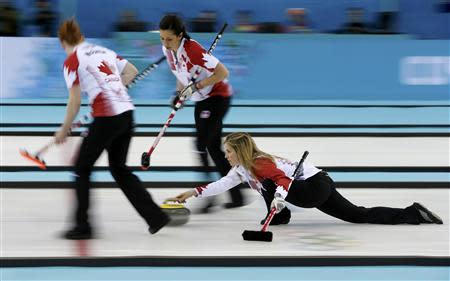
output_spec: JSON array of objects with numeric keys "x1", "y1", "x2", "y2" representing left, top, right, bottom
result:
[
  {"x1": 158, "y1": 14, "x2": 245, "y2": 211},
  {"x1": 167, "y1": 132, "x2": 443, "y2": 226},
  {"x1": 56, "y1": 18, "x2": 170, "y2": 239}
]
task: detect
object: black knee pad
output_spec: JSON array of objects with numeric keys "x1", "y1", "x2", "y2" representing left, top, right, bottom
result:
[
  {"x1": 261, "y1": 178, "x2": 277, "y2": 191},
  {"x1": 260, "y1": 207, "x2": 291, "y2": 225}
]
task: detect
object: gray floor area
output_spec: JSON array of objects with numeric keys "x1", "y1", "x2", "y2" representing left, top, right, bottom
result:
[
  {"x1": 4, "y1": 136, "x2": 449, "y2": 167},
  {"x1": 1, "y1": 188, "x2": 448, "y2": 258}
]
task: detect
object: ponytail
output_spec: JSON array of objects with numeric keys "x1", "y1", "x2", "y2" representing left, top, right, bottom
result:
[{"x1": 58, "y1": 17, "x2": 84, "y2": 45}]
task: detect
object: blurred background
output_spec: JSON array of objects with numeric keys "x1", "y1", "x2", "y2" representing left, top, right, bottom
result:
[
  {"x1": 0, "y1": 0, "x2": 449, "y2": 102},
  {"x1": 1, "y1": 0, "x2": 450, "y2": 38}
]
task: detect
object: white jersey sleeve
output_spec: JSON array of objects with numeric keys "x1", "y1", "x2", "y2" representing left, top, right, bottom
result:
[
  {"x1": 115, "y1": 54, "x2": 128, "y2": 74},
  {"x1": 195, "y1": 167, "x2": 242, "y2": 198}
]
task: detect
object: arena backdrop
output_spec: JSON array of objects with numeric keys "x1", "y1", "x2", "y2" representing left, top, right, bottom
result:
[{"x1": 0, "y1": 34, "x2": 448, "y2": 102}]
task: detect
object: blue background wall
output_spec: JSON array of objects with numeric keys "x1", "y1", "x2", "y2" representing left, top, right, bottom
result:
[
  {"x1": 71, "y1": 0, "x2": 382, "y2": 36},
  {"x1": 1, "y1": 34, "x2": 448, "y2": 102},
  {"x1": 10, "y1": 0, "x2": 450, "y2": 38}
]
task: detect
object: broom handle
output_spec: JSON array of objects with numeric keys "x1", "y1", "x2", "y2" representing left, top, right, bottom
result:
[
  {"x1": 261, "y1": 207, "x2": 277, "y2": 232},
  {"x1": 35, "y1": 140, "x2": 56, "y2": 156}
]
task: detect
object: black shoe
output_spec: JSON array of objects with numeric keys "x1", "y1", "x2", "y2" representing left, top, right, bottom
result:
[
  {"x1": 413, "y1": 202, "x2": 443, "y2": 224},
  {"x1": 223, "y1": 201, "x2": 245, "y2": 209},
  {"x1": 199, "y1": 200, "x2": 216, "y2": 214},
  {"x1": 149, "y1": 213, "x2": 171, "y2": 234},
  {"x1": 260, "y1": 207, "x2": 291, "y2": 225},
  {"x1": 62, "y1": 226, "x2": 93, "y2": 240}
]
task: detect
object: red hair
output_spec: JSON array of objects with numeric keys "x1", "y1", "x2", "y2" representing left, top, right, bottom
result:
[{"x1": 58, "y1": 18, "x2": 84, "y2": 45}]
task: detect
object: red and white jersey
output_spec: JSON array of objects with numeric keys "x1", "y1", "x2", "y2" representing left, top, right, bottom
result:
[
  {"x1": 162, "y1": 38, "x2": 232, "y2": 102},
  {"x1": 63, "y1": 41, "x2": 134, "y2": 117},
  {"x1": 195, "y1": 157, "x2": 321, "y2": 198}
]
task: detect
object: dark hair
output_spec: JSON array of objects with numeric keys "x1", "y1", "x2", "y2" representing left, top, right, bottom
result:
[
  {"x1": 159, "y1": 14, "x2": 191, "y2": 40},
  {"x1": 58, "y1": 17, "x2": 84, "y2": 45}
]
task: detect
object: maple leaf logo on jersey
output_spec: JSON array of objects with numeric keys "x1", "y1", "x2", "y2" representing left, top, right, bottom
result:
[
  {"x1": 98, "y1": 61, "x2": 114, "y2": 75},
  {"x1": 202, "y1": 53, "x2": 217, "y2": 69},
  {"x1": 63, "y1": 66, "x2": 78, "y2": 88}
]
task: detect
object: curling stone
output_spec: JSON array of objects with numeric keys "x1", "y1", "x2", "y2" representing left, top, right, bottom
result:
[{"x1": 160, "y1": 202, "x2": 190, "y2": 226}]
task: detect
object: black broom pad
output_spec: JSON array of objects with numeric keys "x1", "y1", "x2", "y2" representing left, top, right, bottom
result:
[{"x1": 242, "y1": 230, "x2": 273, "y2": 242}]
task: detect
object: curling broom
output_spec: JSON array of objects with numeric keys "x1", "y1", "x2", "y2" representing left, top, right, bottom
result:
[{"x1": 242, "y1": 207, "x2": 277, "y2": 242}]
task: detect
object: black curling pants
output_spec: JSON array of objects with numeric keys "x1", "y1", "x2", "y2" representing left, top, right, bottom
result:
[
  {"x1": 194, "y1": 96, "x2": 243, "y2": 204},
  {"x1": 73, "y1": 110, "x2": 164, "y2": 229},
  {"x1": 276, "y1": 172, "x2": 422, "y2": 225}
]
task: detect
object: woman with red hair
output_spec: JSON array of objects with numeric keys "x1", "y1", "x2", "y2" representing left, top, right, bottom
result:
[{"x1": 56, "y1": 18, "x2": 170, "y2": 239}]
